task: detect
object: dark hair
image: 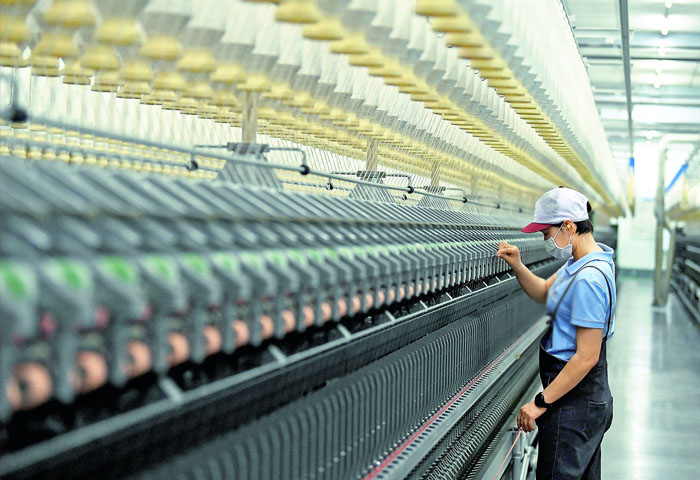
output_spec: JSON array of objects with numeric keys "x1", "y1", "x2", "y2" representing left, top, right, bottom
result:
[{"x1": 553, "y1": 201, "x2": 594, "y2": 234}]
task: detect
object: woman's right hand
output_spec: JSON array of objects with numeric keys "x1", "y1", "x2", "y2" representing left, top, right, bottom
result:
[{"x1": 497, "y1": 241, "x2": 522, "y2": 270}]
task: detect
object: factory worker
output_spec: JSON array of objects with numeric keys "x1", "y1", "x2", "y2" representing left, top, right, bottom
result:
[{"x1": 497, "y1": 186, "x2": 616, "y2": 480}]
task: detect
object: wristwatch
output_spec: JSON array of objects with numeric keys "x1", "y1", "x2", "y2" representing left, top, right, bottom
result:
[{"x1": 534, "y1": 392, "x2": 552, "y2": 409}]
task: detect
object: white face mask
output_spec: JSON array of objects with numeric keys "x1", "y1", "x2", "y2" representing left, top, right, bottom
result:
[{"x1": 544, "y1": 224, "x2": 573, "y2": 259}]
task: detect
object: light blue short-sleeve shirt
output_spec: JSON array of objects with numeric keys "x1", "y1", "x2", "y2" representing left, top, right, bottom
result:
[{"x1": 545, "y1": 243, "x2": 616, "y2": 361}]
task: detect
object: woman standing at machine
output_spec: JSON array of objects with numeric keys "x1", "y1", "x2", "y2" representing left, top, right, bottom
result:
[{"x1": 497, "y1": 187, "x2": 616, "y2": 480}]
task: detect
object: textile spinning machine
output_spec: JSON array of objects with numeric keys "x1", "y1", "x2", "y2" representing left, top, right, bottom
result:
[
  {"x1": 670, "y1": 233, "x2": 700, "y2": 323},
  {"x1": 665, "y1": 145, "x2": 699, "y2": 322},
  {"x1": 0, "y1": 1, "x2": 623, "y2": 479}
]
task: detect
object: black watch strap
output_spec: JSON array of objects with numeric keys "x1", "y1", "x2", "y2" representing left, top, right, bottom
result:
[{"x1": 535, "y1": 392, "x2": 552, "y2": 409}]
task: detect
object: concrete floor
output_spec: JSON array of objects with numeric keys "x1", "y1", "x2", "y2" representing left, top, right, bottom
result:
[{"x1": 603, "y1": 274, "x2": 700, "y2": 479}]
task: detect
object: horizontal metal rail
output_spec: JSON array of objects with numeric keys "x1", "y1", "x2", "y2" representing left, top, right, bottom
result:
[
  {"x1": 0, "y1": 136, "x2": 220, "y2": 172},
  {"x1": 0, "y1": 109, "x2": 526, "y2": 211}
]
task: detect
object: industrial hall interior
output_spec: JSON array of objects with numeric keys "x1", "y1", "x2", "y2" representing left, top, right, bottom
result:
[{"x1": 0, "y1": 0, "x2": 699, "y2": 479}]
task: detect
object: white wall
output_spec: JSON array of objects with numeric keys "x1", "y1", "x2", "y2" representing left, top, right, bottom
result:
[
  {"x1": 617, "y1": 199, "x2": 657, "y2": 270},
  {"x1": 616, "y1": 141, "x2": 659, "y2": 271}
]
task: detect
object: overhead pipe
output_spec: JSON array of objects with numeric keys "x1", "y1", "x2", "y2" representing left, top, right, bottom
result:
[{"x1": 617, "y1": 0, "x2": 636, "y2": 159}]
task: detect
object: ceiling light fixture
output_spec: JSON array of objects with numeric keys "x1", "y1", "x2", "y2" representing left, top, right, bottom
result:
[
  {"x1": 653, "y1": 76, "x2": 661, "y2": 88},
  {"x1": 658, "y1": 45, "x2": 666, "y2": 57},
  {"x1": 661, "y1": 17, "x2": 669, "y2": 35},
  {"x1": 665, "y1": 0, "x2": 672, "y2": 8},
  {"x1": 656, "y1": 61, "x2": 663, "y2": 74}
]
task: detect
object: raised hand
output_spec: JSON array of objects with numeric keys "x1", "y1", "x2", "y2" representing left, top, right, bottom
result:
[{"x1": 497, "y1": 241, "x2": 522, "y2": 269}]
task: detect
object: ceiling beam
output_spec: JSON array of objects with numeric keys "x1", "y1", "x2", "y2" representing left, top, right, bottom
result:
[
  {"x1": 596, "y1": 100, "x2": 700, "y2": 108},
  {"x1": 585, "y1": 55, "x2": 700, "y2": 62},
  {"x1": 601, "y1": 121, "x2": 700, "y2": 133},
  {"x1": 574, "y1": 31, "x2": 700, "y2": 48},
  {"x1": 591, "y1": 85, "x2": 700, "y2": 97},
  {"x1": 617, "y1": 0, "x2": 635, "y2": 158}
]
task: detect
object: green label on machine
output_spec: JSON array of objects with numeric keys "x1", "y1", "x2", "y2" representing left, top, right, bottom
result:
[
  {"x1": 241, "y1": 252, "x2": 262, "y2": 269},
  {"x1": 54, "y1": 259, "x2": 90, "y2": 290},
  {"x1": 102, "y1": 256, "x2": 138, "y2": 285},
  {"x1": 0, "y1": 261, "x2": 34, "y2": 299},
  {"x1": 211, "y1": 252, "x2": 238, "y2": 273},
  {"x1": 306, "y1": 249, "x2": 323, "y2": 262},
  {"x1": 182, "y1": 254, "x2": 211, "y2": 276},
  {"x1": 353, "y1": 246, "x2": 368, "y2": 257},
  {"x1": 287, "y1": 249, "x2": 306, "y2": 264},
  {"x1": 268, "y1": 251, "x2": 287, "y2": 267},
  {"x1": 145, "y1": 256, "x2": 176, "y2": 280}
]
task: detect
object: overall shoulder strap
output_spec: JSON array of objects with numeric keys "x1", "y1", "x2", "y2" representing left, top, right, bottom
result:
[
  {"x1": 582, "y1": 265, "x2": 614, "y2": 341},
  {"x1": 551, "y1": 260, "x2": 614, "y2": 340}
]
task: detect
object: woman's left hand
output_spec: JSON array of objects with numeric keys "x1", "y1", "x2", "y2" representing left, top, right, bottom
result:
[{"x1": 517, "y1": 401, "x2": 547, "y2": 432}]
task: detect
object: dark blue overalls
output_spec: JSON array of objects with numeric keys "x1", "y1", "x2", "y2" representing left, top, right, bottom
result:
[{"x1": 536, "y1": 262, "x2": 614, "y2": 480}]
